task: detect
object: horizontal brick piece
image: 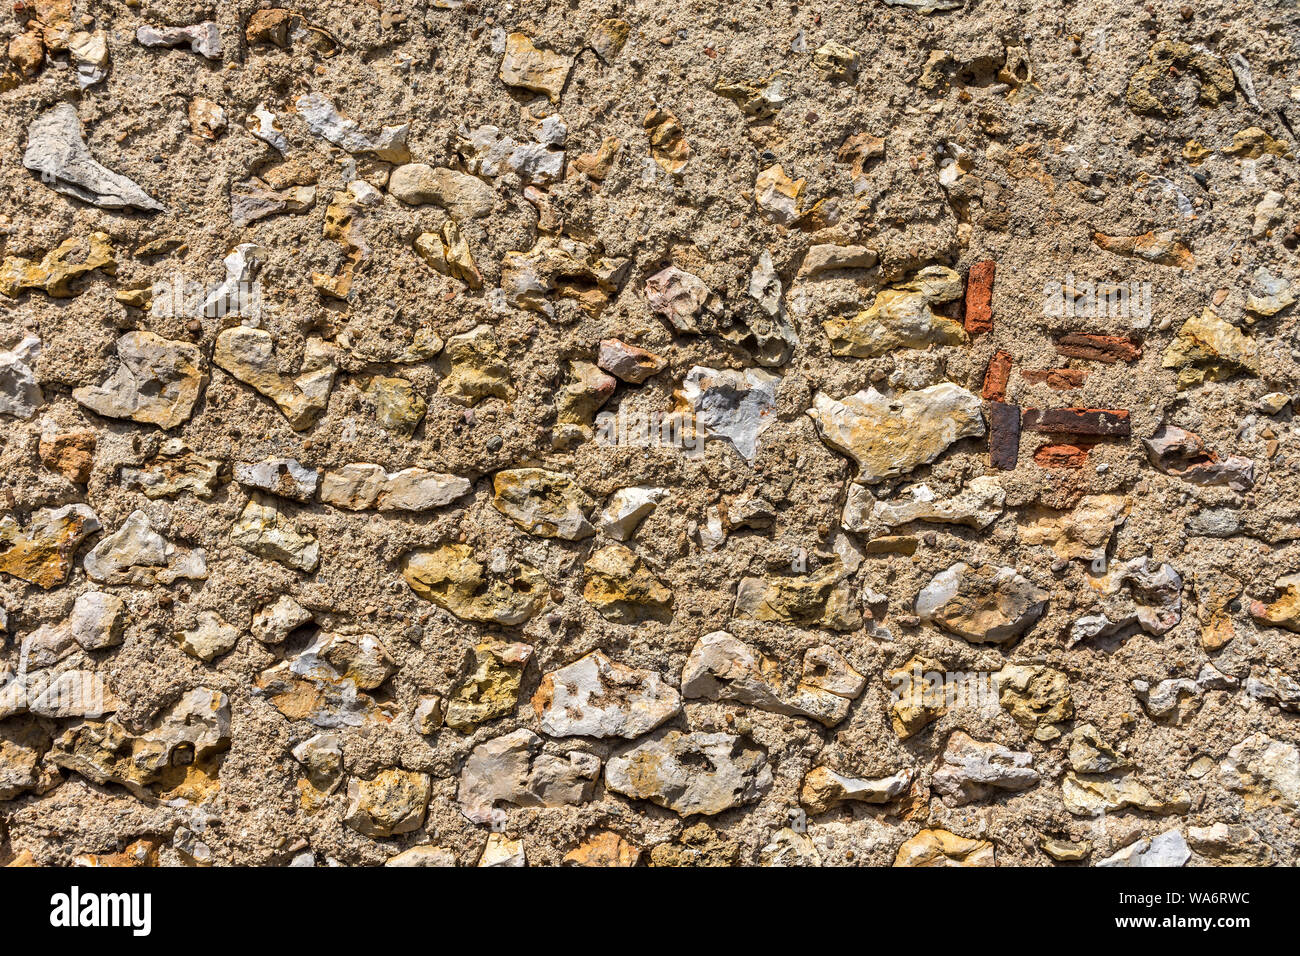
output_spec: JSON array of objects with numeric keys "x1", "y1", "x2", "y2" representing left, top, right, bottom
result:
[
  {"x1": 964, "y1": 260, "x2": 995, "y2": 335},
  {"x1": 1021, "y1": 407, "x2": 1131, "y2": 436},
  {"x1": 989, "y1": 401, "x2": 1020, "y2": 470},
  {"x1": 1054, "y1": 333, "x2": 1142, "y2": 364},
  {"x1": 1020, "y1": 368, "x2": 1087, "y2": 390},
  {"x1": 1033, "y1": 442, "x2": 1093, "y2": 468},
  {"x1": 982, "y1": 349, "x2": 1013, "y2": 402}
]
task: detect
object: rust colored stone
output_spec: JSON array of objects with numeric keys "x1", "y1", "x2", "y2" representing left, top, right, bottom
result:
[
  {"x1": 1054, "y1": 333, "x2": 1141, "y2": 364},
  {"x1": 964, "y1": 260, "x2": 995, "y2": 335},
  {"x1": 1022, "y1": 407, "x2": 1131, "y2": 436},
  {"x1": 989, "y1": 401, "x2": 1020, "y2": 470},
  {"x1": 1034, "y1": 442, "x2": 1093, "y2": 468},
  {"x1": 981, "y1": 349, "x2": 1013, "y2": 402},
  {"x1": 1021, "y1": 368, "x2": 1087, "y2": 390}
]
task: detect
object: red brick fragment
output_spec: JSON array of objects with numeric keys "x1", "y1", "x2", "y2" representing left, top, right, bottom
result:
[
  {"x1": 1020, "y1": 368, "x2": 1087, "y2": 390},
  {"x1": 989, "y1": 401, "x2": 1020, "y2": 470},
  {"x1": 1054, "y1": 333, "x2": 1141, "y2": 364},
  {"x1": 982, "y1": 350, "x2": 1013, "y2": 402},
  {"x1": 1034, "y1": 442, "x2": 1094, "y2": 468},
  {"x1": 964, "y1": 260, "x2": 995, "y2": 335},
  {"x1": 1021, "y1": 407, "x2": 1131, "y2": 437}
]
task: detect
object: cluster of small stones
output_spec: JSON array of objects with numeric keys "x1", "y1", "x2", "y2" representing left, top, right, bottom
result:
[{"x1": 0, "y1": 0, "x2": 1297, "y2": 867}]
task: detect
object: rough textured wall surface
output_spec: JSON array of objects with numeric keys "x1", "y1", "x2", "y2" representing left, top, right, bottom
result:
[{"x1": 0, "y1": 0, "x2": 1297, "y2": 868}]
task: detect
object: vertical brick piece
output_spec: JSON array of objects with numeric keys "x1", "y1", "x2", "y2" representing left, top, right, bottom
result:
[
  {"x1": 964, "y1": 259, "x2": 996, "y2": 335},
  {"x1": 982, "y1": 349, "x2": 1013, "y2": 402},
  {"x1": 989, "y1": 401, "x2": 1020, "y2": 470}
]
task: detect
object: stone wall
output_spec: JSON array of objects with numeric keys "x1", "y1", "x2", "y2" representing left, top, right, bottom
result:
[{"x1": 0, "y1": 0, "x2": 1297, "y2": 867}]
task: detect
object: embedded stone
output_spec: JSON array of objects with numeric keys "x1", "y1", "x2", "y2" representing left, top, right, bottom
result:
[
  {"x1": 344, "y1": 769, "x2": 431, "y2": 838},
  {"x1": 604, "y1": 730, "x2": 772, "y2": 817},
  {"x1": 229, "y1": 497, "x2": 319, "y2": 572},
  {"x1": 177, "y1": 610, "x2": 240, "y2": 662},
  {"x1": 533, "y1": 650, "x2": 681, "y2": 738},
  {"x1": 23, "y1": 104, "x2": 163, "y2": 211},
  {"x1": 499, "y1": 33, "x2": 572, "y2": 102},
  {"x1": 915, "y1": 563, "x2": 1048, "y2": 644},
  {"x1": 74, "y1": 332, "x2": 205, "y2": 429},
  {"x1": 235, "y1": 458, "x2": 319, "y2": 502},
  {"x1": 402, "y1": 544, "x2": 545, "y2": 626},
  {"x1": 800, "y1": 766, "x2": 913, "y2": 815},
  {"x1": 808, "y1": 383, "x2": 984, "y2": 483},
  {"x1": 493, "y1": 468, "x2": 595, "y2": 540},
  {"x1": 443, "y1": 641, "x2": 534, "y2": 731},
  {"x1": 681, "y1": 631, "x2": 865, "y2": 727},
  {"x1": 213, "y1": 328, "x2": 338, "y2": 430},
  {"x1": 596, "y1": 486, "x2": 667, "y2": 541},
  {"x1": 674, "y1": 365, "x2": 780, "y2": 462},
  {"x1": 583, "y1": 544, "x2": 673, "y2": 623},
  {"x1": 440, "y1": 325, "x2": 513, "y2": 405},
  {"x1": 822, "y1": 266, "x2": 967, "y2": 357},
  {"x1": 0, "y1": 504, "x2": 100, "y2": 589},
  {"x1": 893, "y1": 829, "x2": 995, "y2": 867},
  {"x1": 932, "y1": 731, "x2": 1039, "y2": 806}
]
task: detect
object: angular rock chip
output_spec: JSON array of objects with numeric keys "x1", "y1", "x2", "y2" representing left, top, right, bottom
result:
[
  {"x1": 458, "y1": 728, "x2": 599, "y2": 824},
  {"x1": 84, "y1": 509, "x2": 207, "y2": 585},
  {"x1": 213, "y1": 328, "x2": 338, "y2": 430},
  {"x1": 893, "y1": 829, "x2": 995, "y2": 867},
  {"x1": 51, "y1": 688, "x2": 230, "y2": 801},
  {"x1": 754, "y1": 164, "x2": 805, "y2": 224},
  {"x1": 1, "y1": 233, "x2": 118, "y2": 300},
  {"x1": 644, "y1": 107, "x2": 690, "y2": 175},
  {"x1": 1017, "y1": 494, "x2": 1130, "y2": 564},
  {"x1": 682, "y1": 631, "x2": 865, "y2": 726},
  {"x1": 0, "y1": 336, "x2": 42, "y2": 419},
  {"x1": 1219, "y1": 733, "x2": 1299, "y2": 810},
  {"x1": 843, "y1": 476, "x2": 1004, "y2": 535},
  {"x1": 823, "y1": 266, "x2": 967, "y2": 357},
  {"x1": 533, "y1": 650, "x2": 681, "y2": 739},
  {"x1": 583, "y1": 544, "x2": 673, "y2": 624},
  {"x1": 229, "y1": 497, "x2": 318, "y2": 573},
  {"x1": 674, "y1": 365, "x2": 780, "y2": 462},
  {"x1": 604, "y1": 730, "x2": 772, "y2": 817},
  {"x1": 563, "y1": 831, "x2": 641, "y2": 867},
  {"x1": 402, "y1": 543, "x2": 545, "y2": 626},
  {"x1": 176, "y1": 610, "x2": 239, "y2": 662},
  {"x1": 23, "y1": 104, "x2": 163, "y2": 211},
  {"x1": 888, "y1": 656, "x2": 948, "y2": 738},
  {"x1": 499, "y1": 33, "x2": 572, "y2": 102},
  {"x1": 120, "y1": 439, "x2": 223, "y2": 499},
  {"x1": 997, "y1": 663, "x2": 1072, "y2": 741},
  {"x1": 74, "y1": 331, "x2": 205, "y2": 429},
  {"x1": 344, "y1": 769, "x2": 431, "y2": 838},
  {"x1": 645, "y1": 266, "x2": 711, "y2": 334},
  {"x1": 808, "y1": 383, "x2": 984, "y2": 483},
  {"x1": 932, "y1": 731, "x2": 1039, "y2": 806},
  {"x1": 800, "y1": 766, "x2": 914, "y2": 815},
  {"x1": 1097, "y1": 830, "x2": 1190, "y2": 868},
  {"x1": 596, "y1": 486, "x2": 667, "y2": 541},
  {"x1": 440, "y1": 325, "x2": 513, "y2": 405},
  {"x1": 251, "y1": 594, "x2": 312, "y2": 645},
  {"x1": 443, "y1": 640, "x2": 533, "y2": 731},
  {"x1": 0, "y1": 504, "x2": 100, "y2": 589},
  {"x1": 136, "y1": 22, "x2": 221, "y2": 59},
  {"x1": 1093, "y1": 229, "x2": 1194, "y2": 268},
  {"x1": 1251, "y1": 573, "x2": 1300, "y2": 633},
  {"x1": 1069, "y1": 557, "x2": 1181, "y2": 645},
  {"x1": 915, "y1": 563, "x2": 1048, "y2": 644},
  {"x1": 389, "y1": 163, "x2": 494, "y2": 219},
  {"x1": 492, "y1": 468, "x2": 595, "y2": 540},
  {"x1": 320, "y1": 464, "x2": 470, "y2": 513},
  {"x1": 235, "y1": 458, "x2": 319, "y2": 502},
  {"x1": 1162, "y1": 308, "x2": 1258, "y2": 389},
  {"x1": 597, "y1": 339, "x2": 667, "y2": 384},
  {"x1": 1143, "y1": 425, "x2": 1254, "y2": 492}
]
